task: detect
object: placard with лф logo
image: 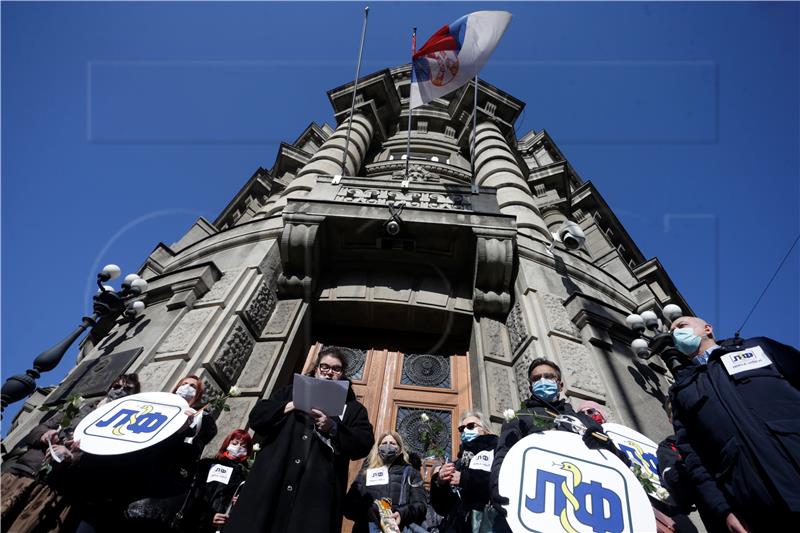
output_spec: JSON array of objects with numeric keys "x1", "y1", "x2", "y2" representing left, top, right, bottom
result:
[
  {"x1": 602, "y1": 422, "x2": 663, "y2": 499},
  {"x1": 498, "y1": 431, "x2": 655, "y2": 533},
  {"x1": 73, "y1": 392, "x2": 190, "y2": 455}
]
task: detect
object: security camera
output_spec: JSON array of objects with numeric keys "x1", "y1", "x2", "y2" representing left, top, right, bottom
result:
[
  {"x1": 384, "y1": 202, "x2": 404, "y2": 237},
  {"x1": 548, "y1": 220, "x2": 586, "y2": 254},
  {"x1": 385, "y1": 219, "x2": 401, "y2": 236},
  {"x1": 557, "y1": 220, "x2": 586, "y2": 250}
]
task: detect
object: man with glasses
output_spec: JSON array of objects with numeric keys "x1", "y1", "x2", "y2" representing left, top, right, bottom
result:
[
  {"x1": 431, "y1": 411, "x2": 506, "y2": 532},
  {"x1": 226, "y1": 347, "x2": 374, "y2": 533},
  {"x1": 489, "y1": 358, "x2": 622, "y2": 517}
]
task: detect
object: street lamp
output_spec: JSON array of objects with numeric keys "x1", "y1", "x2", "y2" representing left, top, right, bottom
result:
[
  {"x1": 624, "y1": 305, "x2": 689, "y2": 373},
  {"x1": 1, "y1": 264, "x2": 148, "y2": 413}
]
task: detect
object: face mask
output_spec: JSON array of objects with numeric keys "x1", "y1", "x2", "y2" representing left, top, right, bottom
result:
[
  {"x1": 531, "y1": 379, "x2": 559, "y2": 402},
  {"x1": 106, "y1": 387, "x2": 129, "y2": 401},
  {"x1": 461, "y1": 428, "x2": 480, "y2": 443},
  {"x1": 378, "y1": 443, "x2": 399, "y2": 462},
  {"x1": 176, "y1": 384, "x2": 197, "y2": 402},
  {"x1": 226, "y1": 444, "x2": 246, "y2": 458},
  {"x1": 586, "y1": 412, "x2": 605, "y2": 425},
  {"x1": 673, "y1": 327, "x2": 702, "y2": 356}
]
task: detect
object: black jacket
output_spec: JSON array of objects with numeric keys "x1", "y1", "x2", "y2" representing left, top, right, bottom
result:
[
  {"x1": 670, "y1": 336, "x2": 800, "y2": 531},
  {"x1": 184, "y1": 457, "x2": 248, "y2": 533},
  {"x1": 225, "y1": 383, "x2": 374, "y2": 533},
  {"x1": 431, "y1": 434, "x2": 499, "y2": 533},
  {"x1": 490, "y1": 396, "x2": 622, "y2": 508},
  {"x1": 344, "y1": 458, "x2": 427, "y2": 533}
]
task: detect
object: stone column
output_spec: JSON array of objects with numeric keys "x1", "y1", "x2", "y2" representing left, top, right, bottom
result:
[
  {"x1": 263, "y1": 113, "x2": 375, "y2": 217},
  {"x1": 473, "y1": 121, "x2": 550, "y2": 241}
]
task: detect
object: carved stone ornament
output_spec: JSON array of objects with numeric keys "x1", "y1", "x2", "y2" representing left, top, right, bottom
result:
[
  {"x1": 473, "y1": 229, "x2": 515, "y2": 317},
  {"x1": 277, "y1": 213, "x2": 324, "y2": 299},
  {"x1": 554, "y1": 338, "x2": 606, "y2": 397},
  {"x1": 334, "y1": 186, "x2": 472, "y2": 211},
  {"x1": 542, "y1": 293, "x2": 579, "y2": 337},
  {"x1": 210, "y1": 320, "x2": 256, "y2": 387},
  {"x1": 486, "y1": 363, "x2": 515, "y2": 414},
  {"x1": 391, "y1": 164, "x2": 438, "y2": 183},
  {"x1": 243, "y1": 279, "x2": 277, "y2": 335},
  {"x1": 513, "y1": 349, "x2": 536, "y2": 402},
  {"x1": 506, "y1": 302, "x2": 530, "y2": 355},
  {"x1": 156, "y1": 308, "x2": 216, "y2": 357}
]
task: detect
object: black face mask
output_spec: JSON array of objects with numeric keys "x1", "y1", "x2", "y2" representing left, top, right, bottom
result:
[{"x1": 378, "y1": 444, "x2": 399, "y2": 463}]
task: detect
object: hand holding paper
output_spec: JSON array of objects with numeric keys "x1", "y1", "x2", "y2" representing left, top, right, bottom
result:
[{"x1": 292, "y1": 373, "x2": 348, "y2": 417}]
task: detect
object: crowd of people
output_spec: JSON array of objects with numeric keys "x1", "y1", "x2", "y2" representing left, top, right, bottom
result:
[{"x1": 1, "y1": 320, "x2": 798, "y2": 532}]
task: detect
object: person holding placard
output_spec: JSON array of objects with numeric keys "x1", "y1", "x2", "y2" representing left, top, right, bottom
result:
[
  {"x1": 431, "y1": 410, "x2": 506, "y2": 533},
  {"x1": 182, "y1": 429, "x2": 252, "y2": 533},
  {"x1": 0, "y1": 373, "x2": 141, "y2": 533},
  {"x1": 489, "y1": 358, "x2": 625, "y2": 517},
  {"x1": 344, "y1": 431, "x2": 427, "y2": 532},
  {"x1": 225, "y1": 347, "x2": 374, "y2": 533},
  {"x1": 668, "y1": 316, "x2": 800, "y2": 533}
]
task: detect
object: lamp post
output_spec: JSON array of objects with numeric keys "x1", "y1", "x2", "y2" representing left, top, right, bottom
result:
[
  {"x1": 1, "y1": 264, "x2": 147, "y2": 414},
  {"x1": 624, "y1": 304, "x2": 686, "y2": 373}
]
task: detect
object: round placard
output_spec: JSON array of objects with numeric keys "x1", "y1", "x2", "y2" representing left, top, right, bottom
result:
[
  {"x1": 74, "y1": 392, "x2": 190, "y2": 455},
  {"x1": 498, "y1": 430, "x2": 655, "y2": 533},
  {"x1": 602, "y1": 422, "x2": 663, "y2": 496}
]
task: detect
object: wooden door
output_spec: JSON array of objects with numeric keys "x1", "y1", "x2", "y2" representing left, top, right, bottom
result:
[{"x1": 302, "y1": 344, "x2": 473, "y2": 529}]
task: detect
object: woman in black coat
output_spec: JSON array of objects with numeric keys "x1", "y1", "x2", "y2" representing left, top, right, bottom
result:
[
  {"x1": 431, "y1": 411, "x2": 502, "y2": 533},
  {"x1": 185, "y1": 429, "x2": 252, "y2": 533},
  {"x1": 225, "y1": 347, "x2": 374, "y2": 533},
  {"x1": 344, "y1": 431, "x2": 427, "y2": 533}
]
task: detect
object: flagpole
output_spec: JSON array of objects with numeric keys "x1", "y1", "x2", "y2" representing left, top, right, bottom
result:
[
  {"x1": 339, "y1": 6, "x2": 370, "y2": 177},
  {"x1": 471, "y1": 75, "x2": 479, "y2": 194},
  {"x1": 403, "y1": 27, "x2": 417, "y2": 190}
]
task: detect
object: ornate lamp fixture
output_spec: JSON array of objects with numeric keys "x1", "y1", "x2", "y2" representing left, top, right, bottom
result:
[
  {"x1": 1, "y1": 264, "x2": 147, "y2": 413},
  {"x1": 624, "y1": 304, "x2": 687, "y2": 372}
]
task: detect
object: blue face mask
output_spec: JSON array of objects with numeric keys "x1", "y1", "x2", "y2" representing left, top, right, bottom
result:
[
  {"x1": 531, "y1": 379, "x2": 559, "y2": 402},
  {"x1": 673, "y1": 327, "x2": 702, "y2": 356},
  {"x1": 461, "y1": 428, "x2": 480, "y2": 443}
]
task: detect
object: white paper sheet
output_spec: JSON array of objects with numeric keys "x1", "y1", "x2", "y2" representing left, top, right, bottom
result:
[{"x1": 292, "y1": 374, "x2": 348, "y2": 417}]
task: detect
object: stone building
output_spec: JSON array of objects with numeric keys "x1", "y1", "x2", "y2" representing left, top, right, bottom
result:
[{"x1": 5, "y1": 65, "x2": 690, "y2": 462}]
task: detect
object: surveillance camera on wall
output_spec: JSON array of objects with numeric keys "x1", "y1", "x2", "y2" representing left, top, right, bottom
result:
[
  {"x1": 548, "y1": 219, "x2": 586, "y2": 254},
  {"x1": 385, "y1": 219, "x2": 401, "y2": 236}
]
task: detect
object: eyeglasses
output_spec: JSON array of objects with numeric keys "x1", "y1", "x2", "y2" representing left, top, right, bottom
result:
[
  {"x1": 457, "y1": 422, "x2": 482, "y2": 433},
  {"x1": 111, "y1": 383, "x2": 135, "y2": 392},
  {"x1": 581, "y1": 408, "x2": 599, "y2": 415},
  {"x1": 530, "y1": 372, "x2": 558, "y2": 383},
  {"x1": 318, "y1": 363, "x2": 343, "y2": 374}
]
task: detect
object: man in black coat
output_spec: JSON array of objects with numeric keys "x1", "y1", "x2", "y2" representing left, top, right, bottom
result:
[
  {"x1": 489, "y1": 358, "x2": 622, "y2": 516},
  {"x1": 431, "y1": 410, "x2": 502, "y2": 533},
  {"x1": 225, "y1": 347, "x2": 375, "y2": 533},
  {"x1": 669, "y1": 315, "x2": 800, "y2": 533}
]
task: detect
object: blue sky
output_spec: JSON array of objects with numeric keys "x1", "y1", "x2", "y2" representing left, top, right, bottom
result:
[{"x1": 2, "y1": 2, "x2": 798, "y2": 434}]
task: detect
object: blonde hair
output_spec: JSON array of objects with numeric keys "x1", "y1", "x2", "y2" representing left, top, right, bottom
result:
[{"x1": 365, "y1": 431, "x2": 411, "y2": 469}]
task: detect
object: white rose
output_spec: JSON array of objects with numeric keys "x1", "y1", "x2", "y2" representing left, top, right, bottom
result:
[
  {"x1": 229, "y1": 386, "x2": 241, "y2": 397},
  {"x1": 502, "y1": 409, "x2": 517, "y2": 422},
  {"x1": 654, "y1": 487, "x2": 670, "y2": 502},
  {"x1": 253, "y1": 443, "x2": 261, "y2": 452},
  {"x1": 420, "y1": 413, "x2": 430, "y2": 422}
]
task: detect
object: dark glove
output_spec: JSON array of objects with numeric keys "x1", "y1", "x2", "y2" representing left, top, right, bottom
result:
[
  {"x1": 490, "y1": 484, "x2": 510, "y2": 518},
  {"x1": 582, "y1": 431, "x2": 632, "y2": 466}
]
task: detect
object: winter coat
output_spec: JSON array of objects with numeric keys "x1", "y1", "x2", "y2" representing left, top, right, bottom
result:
[
  {"x1": 670, "y1": 336, "x2": 800, "y2": 531},
  {"x1": 225, "y1": 383, "x2": 374, "y2": 533},
  {"x1": 431, "y1": 434, "x2": 500, "y2": 533},
  {"x1": 184, "y1": 457, "x2": 248, "y2": 533},
  {"x1": 344, "y1": 458, "x2": 427, "y2": 533}
]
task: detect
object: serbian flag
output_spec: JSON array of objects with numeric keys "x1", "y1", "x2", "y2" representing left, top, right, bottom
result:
[{"x1": 410, "y1": 11, "x2": 511, "y2": 109}]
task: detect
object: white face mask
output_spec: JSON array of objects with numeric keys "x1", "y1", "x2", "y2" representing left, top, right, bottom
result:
[
  {"x1": 226, "y1": 444, "x2": 246, "y2": 458},
  {"x1": 176, "y1": 383, "x2": 197, "y2": 402}
]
